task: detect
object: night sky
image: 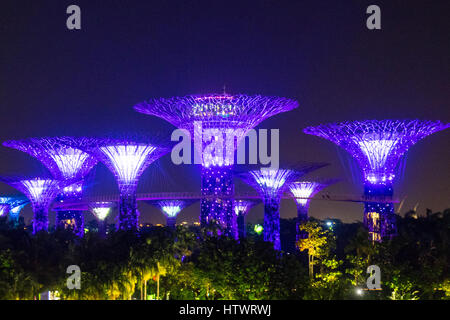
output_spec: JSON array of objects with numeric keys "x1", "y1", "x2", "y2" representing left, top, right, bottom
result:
[{"x1": 0, "y1": 0, "x2": 448, "y2": 226}]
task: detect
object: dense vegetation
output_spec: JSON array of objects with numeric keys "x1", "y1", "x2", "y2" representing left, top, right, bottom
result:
[{"x1": 0, "y1": 209, "x2": 449, "y2": 300}]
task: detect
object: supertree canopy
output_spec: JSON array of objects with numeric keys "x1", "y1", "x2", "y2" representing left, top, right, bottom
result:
[
  {"x1": 0, "y1": 196, "x2": 29, "y2": 226},
  {"x1": 304, "y1": 119, "x2": 449, "y2": 241},
  {"x1": 66, "y1": 137, "x2": 171, "y2": 231},
  {"x1": 289, "y1": 179, "x2": 338, "y2": 241},
  {"x1": 0, "y1": 177, "x2": 69, "y2": 233},
  {"x1": 233, "y1": 199, "x2": 259, "y2": 239},
  {"x1": 0, "y1": 203, "x2": 10, "y2": 217},
  {"x1": 238, "y1": 163, "x2": 327, "y2": 250},
  {"x1": 148, "y1": 199, "x2": 196, "y2": 227},
  {"x1": 3, "y1": 137, "x2": 98, "y2": 236},
  {"x1": 89, "y1": 201, "x2": 114, "y2": 236},
  {"x1": 134, "y1": 94, "x2": 298, "y2": 237}
]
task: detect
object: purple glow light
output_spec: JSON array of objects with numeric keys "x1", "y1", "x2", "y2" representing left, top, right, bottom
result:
[
  {"x1": 99, "y1": 144, "x2": 157, "y2": 190},
  {"x1": 238, "y1": 164, "x2": 326, "y2": 250},
  {"x1": 0, "y1": 177, "x2": 68, "y2": 233},
  {"x1": 64, "y1": 138, "x2": 170, "y2": 230},
  {"x1": 3, "y1": 137, "x2": 97, "y2": 181},
  {"x1": 134, "y1": 94, "x2": 299, "y2": 233},
  {"x1": 304, "y1": 119, "x2": 449, "y2": 240},
  {"x1": 303, "y1": 120, "x2": 449, "y2": 184}
]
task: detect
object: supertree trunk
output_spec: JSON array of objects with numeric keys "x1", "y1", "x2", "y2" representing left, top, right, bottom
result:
[
  {"x1": 99, "y1": 219, "x2": 108, "y2": 237},
  {"x1": 263, "y1": 197, "x2": 281, "y2": 250},
  {"x1": 296, "y1": 205, "x2": 309, "y2": 242},
  {"x1": 33, "y1": 208, "x2": 49, "y2": 234},
  {"x1": 118, "y1": 193, "x2": 139, "y2": 231},
  {"x1": 200, "y1": 166, "x2": 236, "y2": 238},
  {"x1": 363, "y1": 183, "x2": 396, "y2": 241},
  {"x1": 166, "y1": 216, "x2": 176, "y2": 228},
  {"x1": 237, "y1": 211, "x2": 246, "y2": 239}
]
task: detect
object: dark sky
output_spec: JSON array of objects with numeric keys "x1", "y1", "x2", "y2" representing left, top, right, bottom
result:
[{"x1": 0, "y1": 0, "x2": 448, "y2": 225}]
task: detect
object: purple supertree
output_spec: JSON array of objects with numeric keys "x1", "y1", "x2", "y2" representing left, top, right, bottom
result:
[
  {"x1": 66, "y1": 137, "x2": 170, "y2": 230},
  {"x1": 0, "y1": 177, "x2": 69, "y2": 233},
  {"x1": 89, "y1": 201, "x2": 115, "y2": 237},
  {"x1": 148, "y1": 199, "x2": 196, "y2": 228},
  {"x1": 3, "y1": 137, "x2": 98, "y2": 236},
  {"x1": 233, "y1": 199, "x2": 259, "y2": 239},
  {"x1": 238, "y1": 163, "x2": 327, "y2": 250},
  {"x1": 304, "y1": 119, "x2": 449, "y2": 241},
  {"x1": 134, "y1": 94, "x2": 298, "y2": 237},
  {"x1": 289, "y1": 179, "x2": 338, "y2": 241}
]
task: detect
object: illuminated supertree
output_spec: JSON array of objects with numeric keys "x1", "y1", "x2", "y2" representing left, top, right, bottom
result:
[
  {"x1": 0, "y1": 203, "x2": 10, "y2": 217},
  {"x1": 3, "y1": 137, "x2": 98, "y2": 236},
  {"x1": 0, "y1": 177, "x2": 68, "y2": 233},
  {"x1": 304, "y1": 119, "x2": 449, "y2": 241},
  {"x1": 238, "y1": 163, "x2": 327, "y2": 250},
  {"x1": 289, "y1": 179, "x2": 338, "y2": 241},
  {"x1": 233, "y1": 199, "x2": 259, "y2": 239},
  {"x1": 134, "y1": 94, "x2": 298, "y2": 236},
  {"x1": 0, "y1": 196, "x2": 29, "y2": 227},
  {"x1": 89, "y1": 201, "x2": 114, "y2": 236},
  {"x1": 66, "y1": 137, "x2": 170, "y2": 230},
  {"x1": 148, "y1": 199, "x2": 196, "y2": 227}
]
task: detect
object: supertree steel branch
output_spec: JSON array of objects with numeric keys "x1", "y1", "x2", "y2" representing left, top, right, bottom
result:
[
  {"x1": 148, "y1": 199, "x2": 196, "y2": 228},
  {"x1": 134, "y1": 93, "x2": 299, "y2": 237},
  {"x1": 3, "y1": 137, "x2": 98, "y2": 181},
  {"x1": 3, "y1": 137, "x2": 98, "y2": 236},
  {"x1": 304, "y1": 119, "x2": 449, "y2": 241},
  {"x1": 0, "y1": 177, "x2": 69, "y2": 233},
  {"x1": 0, "y1": 203, "x2": 10, "y2": 217},
  {"x1": 233, "y1": 199, "x2": 259, "y2": 239},
  {"x1": 89, "y1": 202, "x2": 115, "y2": 236},
  {"x1": 238, "y1": 163, "x2": 327, "y2": 250},
  {"x1": 289, "y1": 179, "x2": 338, "y2": 241},
  {"x1": 65, "y1": 137, "x2": 171, "y2": 231}
]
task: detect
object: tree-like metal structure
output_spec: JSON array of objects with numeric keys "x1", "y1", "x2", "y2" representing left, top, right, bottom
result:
[
  {"x1": 66, "y1": 137, "x2": 171, "y2": 230},
  {"x1": 238, "y1": 163, "x2": 327, "y2": 250},
  {"x1": 0, "y1": 196, "x2": 29, "y2": 227},
  {"x1": 233, "y1": 199, "x2": 259, "y2": 239},
  {"x1": 304, "y1": 119, "x2": 449, "y2": 241},
  {"x1": 3, "y1": 137, "x2": 98, "y2": 236},
  {"x1": 89, "y1": 201, "x2": 115, "y2": 236},
  {"x1": 288, "y1": 179, "x2": 338, "y2": 241},
  {"x1": 134, "y1": 94, "x2": 298, "y2": 237},
  {"x1": 0, "y1": 203, "x2": 10, "y2": 217},
  {"x1": 148, "y1": 199, "x2": 196, "y2": 227},
  {"x1": 0, "y1": 177, "x2": 69, "y2": 233}
]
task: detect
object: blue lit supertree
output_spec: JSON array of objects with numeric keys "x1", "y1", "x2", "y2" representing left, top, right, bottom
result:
[
  {"x1": 288, "y1": 179, "x2": 338, "y2": 241},
  {"x1": 0, "y1": 203, "x2": 10, "y2": 217},
  {"x1": 0, "y1": 177, "x2": 69, "y2": 233},
  {"x1": 148, "y1": 199, "x2": 196, "y2": 228},
  {"x1": 0, "y1": 196, "x2": 29, "y2": 227},
  {"x1": 304, "y1": 119, "x2": 449, "y2": 241},
  {"x1": 3, "y1": 137, "x2": 98, "y2": 236},
  {"x1": 233, "y1": 199, "x2": 259, "y2": 239},
  {"x1": 238, "y1": 164, "x2": 327, "y2": 250},
  {"x1": 89, "y1": 201, "x2": 114, "y2": 236},
  {"x1": 66, "y1": 137, "x2": 170, "y2": 230},
  {"x1": 134, "y1": 94, "x2": 298, "y2": 237}
]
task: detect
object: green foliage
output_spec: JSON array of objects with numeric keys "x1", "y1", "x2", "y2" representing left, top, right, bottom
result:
[{"x1": 0, "y1": 208, "x2": 448, "y2": 300}]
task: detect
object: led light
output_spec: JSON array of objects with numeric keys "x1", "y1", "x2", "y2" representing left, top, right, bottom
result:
[
  {"x1": 100, "y1": 144, "x2": 156, "y2": 186},
  {"x1": 254, "y1": 224, "x2": 263, "y2": 234}
]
